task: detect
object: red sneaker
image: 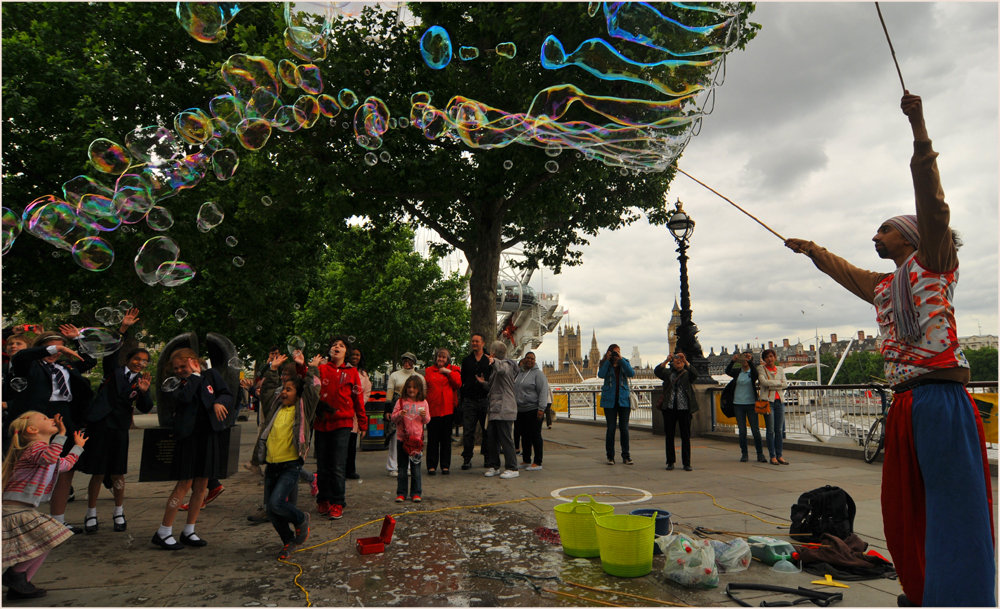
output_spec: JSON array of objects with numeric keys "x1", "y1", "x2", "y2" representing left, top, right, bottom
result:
[
  {"x1": 411, "y1": 495, "x2": 421, "y2": 503},
  {"x1": 204, "y1": 485, "x2": 225, "y2": 506},
  {"x1": 309, "y1": 477, "x2": 319, "y2": 498},
  {"x1": 328, "y1": 504, "x2": 343, "y2": 520},
  {"x1": 316, "y1": 500, "x2": 331, "y2": 515}
]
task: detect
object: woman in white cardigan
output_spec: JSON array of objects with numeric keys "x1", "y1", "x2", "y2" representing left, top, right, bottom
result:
[{"x1": 757, "y1": 349, "x2": 789, "y2": 465}]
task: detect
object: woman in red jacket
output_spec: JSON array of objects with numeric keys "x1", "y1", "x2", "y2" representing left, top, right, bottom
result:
[{"x1": 423, "y1": 348, "x2": 461, "y2": 476}]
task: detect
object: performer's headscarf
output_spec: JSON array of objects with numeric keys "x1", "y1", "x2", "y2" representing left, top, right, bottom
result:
[{"x1": 884, "y1": 215, "x2": 921, "y2": 341}]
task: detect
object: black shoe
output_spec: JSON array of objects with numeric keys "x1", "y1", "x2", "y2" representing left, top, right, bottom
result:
[
  {"x1": 346, "y1": 473, "x2": 361, "y2": 480},
  {"x1": 757, "y1": 455, "x2": 768, "y2": 463},
  {"x1": 179, "y1": 532, "x2": 208, "y2": 547},
  {"x1": 665, "y1": 463, "x2": 674, "y2": 471},
  {"x1": 441, "y1": 469, "x2": 450, "y2": 475},
  {"x1": 683, "y1": 465, "x2": 693, "y2": 471},
  {"x1": 84, "y1": 516, "x2": 98, "y2": 534},
  {"x1": 427, "y1": 469, "x2": 436, "y2": 476},
  {"x1": 740, "y1": 455, "x2": 749, "y2": 462},
  {"x1": 65, "y1": 524, "x2": 83, "y2": 535},
  {"x1": 461, "y1": 461, "x2": 471, "y2": 470},
  {"x1": 151, "y1": 532, "x2": 184, "y2": 551},
  {"x1": 7, "y1": 587, "x2": 47, "y2": 600},
  {"x1": 623, "y1": 457, "x2": 634, "y2": 466},
  {"x1": 3, "y1": 568, "x2": 36, "y2": 595},
  {"x1": 113, "y1": 513, "x2": 127, "y2": 532},
  {"x1": 67, "y1": 486, "x2": 75, "y2": 502}
]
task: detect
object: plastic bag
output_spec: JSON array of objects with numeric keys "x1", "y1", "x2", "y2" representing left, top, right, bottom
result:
[
  {"x1": 657, "y1": 533, "x2": 719, "y2": 589},
  {"x1": 709, "y1": 538, "x2": 751, "y2": 573}
]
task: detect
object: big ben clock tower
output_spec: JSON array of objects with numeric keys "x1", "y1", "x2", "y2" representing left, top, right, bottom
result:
[{"x1": 667, "y1": 297, "x2": 681, "y2": 354}]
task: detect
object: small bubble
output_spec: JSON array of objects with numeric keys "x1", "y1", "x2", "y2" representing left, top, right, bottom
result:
[
  {"x1": 256, "y1": 325, "x2": 262, "y2": 331},
  {"x1": 341, "y1": 122, "x2": 349, "y2": 129},
  {"x1": 365, "y1": 80, "x2": 370, "y2": 85},
  {"x1": 379, "y1": 151, "x2": 390, "y2": 163},
  {"x1": 69, "y1": 300, "x2": 81, "y2": 315},
  {"x1": 51, "y1": 251, "x2": 61, "y2": 258},
  {"x1": 545, "y1": 160, "x2": 559, "y2": 173},
  {"x1": 233, "y1": 256, "x2": 245, "y2": 267},
  {"x1": 10, "y1": 377, "x2": 27, "y2": 392},
  {"x1": 619, "y1": 168, "x2": 628, "y2": 176},
  {"x1": 576, "y1": 152, "x2": 583, "y2": 159},
  {"x1": 228, "y1": 357, "x2": 244, "y2": 370},
  {"x1": 364, "y1": 153, "x2": 378, "y2": 166},
  {"x1": 503, "y1": 160, "x2": 513, "y2": 170},
  {"x1": 312, "y1": 343, "x2": 320, "y2": 350},
  {"x1": 399, "y1": 118, "x2": 409, "y2": 128},
  {"x1": 262, "y1": 196, "x2": 273, "y2": 207},
  {"x1": 293, "y1": 303, "x2": 301, "y2": 310},
  {"x1": 545, "y1": 145, "x2": 562, "y2": 157},
  {"x1": 226, "y1": 236, "x2": 238, "y2": 247},
  {"x1": 364, "y1": 69, "x2": 370, "y2": 75},
  {"x1": 174, "y1": 308, "x2": 188, "y2": 322},
  {"x1": 348, "y1": 335, "x2": 356, "y2": 343},
  {"x1": 119, "y1": 300, "x2": 132, "y2": 309},
  {"x1": 162, "y1": 377, "x2": 182, "y2": 392}
]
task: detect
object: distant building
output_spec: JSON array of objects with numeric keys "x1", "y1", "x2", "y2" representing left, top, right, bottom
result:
[
  {"x1": 960, "y1": 335, "x2": 998, "y2": 350},
  {"x1": 631, "y1": 346, "x2": 642, "y2": 369},
  {"x1": 542, "y1": 323, "x2": 655, "y2": 385}
]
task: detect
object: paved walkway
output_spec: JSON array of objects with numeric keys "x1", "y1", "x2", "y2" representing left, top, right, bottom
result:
[{"x1": 12, "y1": 414, "x2": 998, "y2": 607}]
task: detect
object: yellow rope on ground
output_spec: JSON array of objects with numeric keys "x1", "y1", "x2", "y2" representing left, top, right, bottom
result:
[
  {"x1": 566, "y1": 581, "x2": 695, "y2": 607},
  {"x1": 542, "y1": 587, "x2": 627, "y2": 606},
  {"x1": 277, "y1": 489, "x2": 792, "y2": 605}
]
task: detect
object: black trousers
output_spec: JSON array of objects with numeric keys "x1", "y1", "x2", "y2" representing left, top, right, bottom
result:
[
  {"x1": 663, "y1": 409, "x2": 692, "y2": 467},
  {"x1": 426, "y1": 415, "x2": 453, "y2": 471},
  {"x1": 461, "y1": 397, "x2": 489, "y2": 463},
  {"x1": 514, "y1": 410, "x2": 544, "y2": 465},
  {"x1": 346, "y1": 432, "x2": 358, "y2": 477}
]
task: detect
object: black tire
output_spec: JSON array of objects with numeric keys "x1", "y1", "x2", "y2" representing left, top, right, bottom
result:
[{"x1": 863, "y1": 417, "x2": 885, "y2": 464}]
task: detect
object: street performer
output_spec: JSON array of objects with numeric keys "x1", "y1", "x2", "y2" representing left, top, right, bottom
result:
[{"x1": 785, "y1": 91, "x2": 994, "y2": 607}]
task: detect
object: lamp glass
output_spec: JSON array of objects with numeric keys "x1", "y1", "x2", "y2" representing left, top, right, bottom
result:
[{"x1": 667, "y1": 211, "x2": 695, "y2": 242}]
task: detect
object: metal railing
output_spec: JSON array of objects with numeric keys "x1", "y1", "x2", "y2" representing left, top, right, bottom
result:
[
  {"x1": 710, "y1": 381, "x2": 998, "y2": 453},
  {"x1": 550, "y1": 382, "x2": 661, "y2": 427}
]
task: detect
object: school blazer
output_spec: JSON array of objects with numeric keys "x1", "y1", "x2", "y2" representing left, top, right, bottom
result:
[
  {"x1": 86, "y1": 352, "x2": 154, "y2": 430},
  {"x1": 170, "y1": 369, "x2": 234, "y2": 440},
  {"x1": 9, "y1": 345, "x2": 97, "y2": 430}
]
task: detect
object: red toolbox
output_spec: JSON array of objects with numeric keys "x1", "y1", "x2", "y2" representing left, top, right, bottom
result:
[{"x1": 356, "y1": 515, "x2": 397, "y2": 554}]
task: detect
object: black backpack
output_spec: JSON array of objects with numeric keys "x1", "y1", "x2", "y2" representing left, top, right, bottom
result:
[{"x1": 789, "y1": 486, "x2": 857, "y2": 544}]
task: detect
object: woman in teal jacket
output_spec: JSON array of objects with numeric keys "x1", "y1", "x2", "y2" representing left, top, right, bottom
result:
[{"x1": 597, "y1": 344, "x2": 635, "y2": 465}]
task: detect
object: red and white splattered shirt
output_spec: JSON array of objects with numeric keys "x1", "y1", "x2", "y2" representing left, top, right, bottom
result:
[{"x1": 2, "y1": 435, "x2": 83, "y2": 506}]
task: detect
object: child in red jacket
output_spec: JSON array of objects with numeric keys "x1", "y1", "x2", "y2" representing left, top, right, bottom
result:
[{"x1": 312, "y1": 335, "x2": 367, "y2": 520}]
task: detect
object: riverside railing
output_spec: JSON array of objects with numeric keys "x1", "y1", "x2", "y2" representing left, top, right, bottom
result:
[{"x1": 550, "y1": 381, "x2": 661, "y2": 427}]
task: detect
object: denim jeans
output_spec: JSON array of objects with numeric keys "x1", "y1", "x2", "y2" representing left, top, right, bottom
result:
[
  {"x1": 461, "y1": 397, "x2": 489, "y2": 463},
  {"x1": 396, "y1": 440, "x2": 422, "y2": 497},
  {"x1": 264, "y1": 460, "x2": 305, "y2": 544},
  {"x1": 604, "y1": 407, "x2": 630, "y2": 460},
  {"x1": 764, "y1": 399, "x2": 784, "y2": 459},
  {"x1": 733, "y1": 403, "x2": 764, "y2": 458},
  {"x1": 313, "y1": 427, "x2": 351, "y2": 506}
]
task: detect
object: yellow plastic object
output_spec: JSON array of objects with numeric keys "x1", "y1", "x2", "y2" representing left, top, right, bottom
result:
[
  {"x1": 811, "y1": 574, "x2": 850, "y2": 588},
  {"x1": 553, "y1": 494, "x2": 615, "y2": 558},
  {"x1": 594, "y1": 512, "x2": 657, "y2": 577}
]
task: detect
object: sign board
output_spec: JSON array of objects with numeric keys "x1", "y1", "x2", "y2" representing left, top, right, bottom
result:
[
  {"x1": 973, "y1": 393, "x2": 998, "y2": 444},
  {"x1": 139, "y1": 425, "x2": 241, "y2": 482}
]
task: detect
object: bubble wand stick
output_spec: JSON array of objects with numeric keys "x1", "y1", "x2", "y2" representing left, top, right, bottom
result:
[
  {"x1": 671, "y1": 165, "x2": 786, "y2": 242},
  {"x1": 875, "y1": 3, "x2": 906, "y2": 91}
]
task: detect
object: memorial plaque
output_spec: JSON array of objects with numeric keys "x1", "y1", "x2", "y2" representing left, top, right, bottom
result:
[{"x1": 139, "y1": 425, "x2": 241, "y2": 482}]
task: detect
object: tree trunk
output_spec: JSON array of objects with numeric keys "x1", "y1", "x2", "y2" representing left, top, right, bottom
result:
[{"x1": 466, "y1": 216, "x2": 503, "y2": 346}]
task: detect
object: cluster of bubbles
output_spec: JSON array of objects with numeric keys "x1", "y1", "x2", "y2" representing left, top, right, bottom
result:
[{"x1": 419, "y1": 25, "x2": 517, "y2": 70}]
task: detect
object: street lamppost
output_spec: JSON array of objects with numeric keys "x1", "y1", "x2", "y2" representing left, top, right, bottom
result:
[{"x1": 666, "y1": 198, "x2": 711, "y2": 381}]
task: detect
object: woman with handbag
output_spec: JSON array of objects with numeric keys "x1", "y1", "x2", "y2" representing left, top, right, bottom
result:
[
  {"x1": 597, "y1": 344, "x2": 635, "y2": 465},
  {"x1": 653, "y1": 352, "x2": 699, "y2": 471},
  {"x1": 758, "y1": 349, "x2": 790, "y2": 465},
  {"x1": 722, "y1": 351, "x2": 766, "y2": 463}
]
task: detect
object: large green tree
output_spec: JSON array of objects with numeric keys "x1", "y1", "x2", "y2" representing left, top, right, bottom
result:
[
  {"x1": 965, "y1": 347, "x2": 998, "y2": 382},
  {"x1": 292, "y1": 223, "x2": 470, "y2": 374}
]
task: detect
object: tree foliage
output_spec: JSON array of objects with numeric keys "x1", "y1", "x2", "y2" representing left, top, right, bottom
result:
[
  {"x1": 291, "y1": 224, "x2": 471, "y2": 375},
  {"x1": 965, "y1": 347, "x2": 998, "y2": 382}
]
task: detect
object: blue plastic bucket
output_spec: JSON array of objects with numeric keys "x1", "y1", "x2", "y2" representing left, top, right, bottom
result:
[{"x1": 629, "y1": 509, "x2": 672, "y2": 554}]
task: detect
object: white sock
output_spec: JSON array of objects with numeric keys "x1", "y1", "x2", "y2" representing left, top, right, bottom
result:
[
  {"x1": 52, "y1": 514, "x2": 66, "y2": 524},
  {"x1": 157, "y1": 525, "x2": 173, "y2": 540},
  {"x1": 86, "y1": 507, "x2": 97, "y2": 519},
  {"x1": 183, "y1": 524, "x2": 196, "y2": 536},
  {"x1": 113, "y1": 505, "x2": 124, "y2": 517}
]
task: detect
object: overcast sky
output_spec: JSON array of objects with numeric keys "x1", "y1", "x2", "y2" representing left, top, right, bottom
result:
[{"x1": 517, "y1": 2, "x2": 999, "y2": 370}]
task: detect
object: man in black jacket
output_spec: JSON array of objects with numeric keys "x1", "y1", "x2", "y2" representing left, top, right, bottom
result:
[{"x1": 459, "y1": 333, "x2": 492, "y2": 470}]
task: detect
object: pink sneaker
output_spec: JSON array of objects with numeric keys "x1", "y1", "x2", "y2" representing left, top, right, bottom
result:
[{"x1": 309, "y1": 477, "x2": 319, "y2": 497}]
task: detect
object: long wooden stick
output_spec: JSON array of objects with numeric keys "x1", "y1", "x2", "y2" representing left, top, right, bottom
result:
[
  {"x1": 542, "y1": 588, "x2": 626, "y2": 607},
  {"x1": 566, "y1": 582, "x2": 695, "y2": 607},
  {"x1": 875, "y1": 3, "x2": 907, "y2": 92},
  {"x1": 671, "y1": 165, "x2": 786, "y2": 241}
]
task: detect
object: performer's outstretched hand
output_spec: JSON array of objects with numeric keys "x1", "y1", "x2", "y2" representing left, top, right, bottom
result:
[
  {"x1": 785, "y1": 238, "x2": 809, "y2": 255},
  {"x1": 901, "y1": 90, "x2": 928, "y2": 139}
]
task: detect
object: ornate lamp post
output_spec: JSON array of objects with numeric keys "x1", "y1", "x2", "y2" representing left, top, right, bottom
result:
[{"x1": 666, "y1": 198, "x2": 711, "y2": 381}]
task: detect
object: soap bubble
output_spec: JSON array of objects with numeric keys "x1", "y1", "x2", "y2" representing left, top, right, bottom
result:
[
  {"x1": 262, "y1": 196, "x2": 273, "y2": 207},
  {"x1": 619, "y1": 168, "x2": 629, "y2": 176},
  {"x1": 10, "y1": 377, "x2": 27, "y2": 392},
  {"x1": 379, "y1": 151, "x2": 391, "y2": 163},
  {"x1": 228, "y1": 357, "x2": 244, "y2": 370},
  {"x1": 420, "y1": 26, "x2": 452, "y2": 70},
  {"x1": 96, "y1": 307, "x2": 125, "y2": 326},
  {"x1": 293, "y1": 303, "x2": 301, "y2": 310},
  {"x1": 176, "y1": 2, "x2": 240, "y2": 43},
  {"x1": 174, "y1": 108, "x2": 212, "y2": 145},
  {"x1": 156, "y1": 261, "x2": 196, "y2": 287},
  {"x1": 125, "y1": 126, "x2": 183, "y2": 167},
  {"x1": 88, "y1": 138, "x2": 132, "y2": 174},
  {"x1": 287, "y1": 336, "x2": 306, "y2": 355},
  {"x1": 312, "y1": 343, "x2": 320, "y2": 350},
  {"x1": 233, "y1": 256, "x2": 245, "y2": 267},
  {"x1": 256, "y1": 325, "x2": 262, "y2": 331},
  {"x1": 196, "y1": 202, "x2": 224, "y2": 232},
  {"x1": 119, "y1": 300, "x2": 132, "y2": 310},
  {"x1": 295, "y1": 64, "x2": 323, "y2": 95},
  {"x1": 174, "y1": 308, "x2": 188, "y2": 322},
  {"x1": 458, "y1": 46, "x2": 480, "y2": 61},
  {"x1": 503, "y1": 160, "x2": 513, "y2": 170},
  {"x1": 337, "y1": 89, "x2": 358, "y2": 110},
  {"x1": 496, "y1": 42, "x2": 517, "y2": 59},
  {"x1": 348, "y1": 335, "x2": 356, "y2": 343},
  {"x1": 235, "y1": 118, "x2": 272, "y2": 150},
  {"x1": 211, "y1": 148, "x2": 239, "y2": 181},
  {"x1": 76, "y1": 327, "x2": 124, "y2": 358},
  {"x1": 545, "y1": 161, "x2": 559, "y2": 173},
  {"x1": 135, "y1": 236, "x2": 180, "y2": 285},
  {"x1": 398, "y1": 118, "x2": 409, "y2": 128},
  {"x1": 545, "y1": 145, "x2": 563, "y2": 157},
  {"x1": 69, "y1": 300, "x2": 81, "y2": 315},
  {"x1": 2, "y1": 207, "x2": 23, "y2": 256},
  {"x1": 161, "y1": 377, "x2": 182, "y2": 392},
  {"x1": 317, "y1": 94, "x2": 341, "y2": 118},
  {"x1": 364, "y1": 153, "x2": 377, "y2": 166},
  {"x1": 146, "y1": 206, "x2": 174, "y2": 231},
  {"x1": 52, "y1": 251, "x2": 61, "y2": 258},
  {"x1": 226, "y1": 236, "x2": 238, "y2": 247},
  {"x1": 72, "y1": 237, "x2": 115, "y2": 272}
]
